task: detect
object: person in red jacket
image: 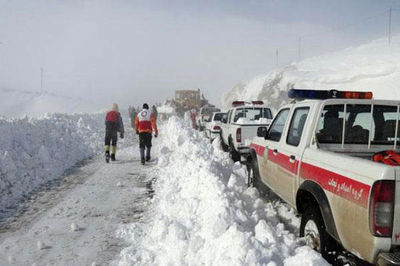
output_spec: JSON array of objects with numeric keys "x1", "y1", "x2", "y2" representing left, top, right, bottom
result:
[
  {"x1": 135, "y1": 103, "x2": 158, "y2": 165},
  {"x1": 105, "y1": 103, "x2": 124, "y2": 163}
]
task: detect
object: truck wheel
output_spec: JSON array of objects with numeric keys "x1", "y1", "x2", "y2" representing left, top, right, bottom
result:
[
  {"x1": 248, "y1": 158, "x2": 258, "y2": 188},
  {"x1": 220, "y1": 134, "x2": 229, "y2": 152},
  {"x1": 300, "y1": 206, "x2": 330, "y2": 257},
  {"x1": 248, "y1": 156, "x2": 268, "y2": 195},
  {"x1": 229, "y1": 142, "x2": 241, "y2": 162}
]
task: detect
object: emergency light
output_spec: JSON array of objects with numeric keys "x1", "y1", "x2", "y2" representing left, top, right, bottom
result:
[
  {"x1": 232, "y1": 101, "x2": 264, "y2": 107},
  {"x1": 288, "y1": 89, "x2": 373, "y2": 100}
]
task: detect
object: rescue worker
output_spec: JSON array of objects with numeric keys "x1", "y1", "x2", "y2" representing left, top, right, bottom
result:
[
  {"x1": 135, "y1": 103, "x2": 158, "y2": 165},
  {"x1": 152, "y1": 105, "x2": 158, "y2": 122},
  {"x1": 129, "y1": 106, "x2": 137, "y2": 129},
  {"x1": 105, "y1": 103, "x2": 124, "y2": 163},
  {"x1": 190, "y1": 108, "x2": 197, "y2": 129}
]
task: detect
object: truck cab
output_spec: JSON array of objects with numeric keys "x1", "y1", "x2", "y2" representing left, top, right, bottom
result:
[
  {"x1": 197, "y1": 106, "x2": 221, "y2": 131},
  {"x1": 249, "y1": 89, "x2": 400, "y2": 265},
  {"x1": 220, "y1": 101, "x2": 272, "y2": 161}
]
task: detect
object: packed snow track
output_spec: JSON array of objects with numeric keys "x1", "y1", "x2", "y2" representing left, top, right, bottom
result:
[{"x1": 0, "y1": 144, "x2": 155, "y2": 266}]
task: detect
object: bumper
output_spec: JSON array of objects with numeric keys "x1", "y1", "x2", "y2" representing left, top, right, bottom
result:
[
  {"x1": 237, "y1": 146, "x2": 250, "y2": 154},
  {"x1": 377, "y1": 252, "x2": 400, "y2": 266},
  {"x1": 205, "y1": 130, "x2": 220, "y2": 139}
]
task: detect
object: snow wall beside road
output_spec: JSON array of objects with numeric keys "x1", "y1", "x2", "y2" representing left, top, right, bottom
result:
[
  {"x1": 0, "y1": 112, "x2": 105, "y2": 212},
  {"x1": 223, "y1": 36, "x2": 400, "y2": 110},
  {"x1": 117, "y1": 117, "x2": 329, "y2": 265}
]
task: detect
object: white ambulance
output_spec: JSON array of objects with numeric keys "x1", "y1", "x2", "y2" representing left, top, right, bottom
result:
[
  {"x1": 220, "y1": 101, "x2": 273, "y2": 161},
  {"x1": 248, "y1": 89, "x2": 400, "y2": 265}
]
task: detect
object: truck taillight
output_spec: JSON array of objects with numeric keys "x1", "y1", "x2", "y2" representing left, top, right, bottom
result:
[
  {"x1": 370, "y1": 180, "x2": 395, "y2": 237},
  {"x1": 236, "y1": 128, "x2": 241, "y2": 143},
  {"x1": 213, "y1": 125, "x2": 221, "y2": 130}
]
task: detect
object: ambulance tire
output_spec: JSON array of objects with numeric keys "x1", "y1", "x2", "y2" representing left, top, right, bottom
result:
[
  {"x1": 249, "y1": 156, "x2": 260, "y2": 188},
  {"x1": 229, "y1": 141, "x2": 240, "y2": 162},
  {"x1": 220, "y1": 133, "x2": 229, "y2": 152},
  {"x1": 248, "y1": 153, "x2": 269, "y2": 195},
  {"x1": 300, "y1": 205, "x2": 332, "y2": 260}
]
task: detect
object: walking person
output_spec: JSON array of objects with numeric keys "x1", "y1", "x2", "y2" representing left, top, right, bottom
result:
[
  {"x1": 129, "y1": 106, "x2": 137, "y2": 129},
  {"x1": 152, "y1": 105, "x2": 158, "y2": 122},
  {"x1": 135, "y1": 103, "x2": 158, "y2": 165},
  {"x1": 105, "y1": 103, "x2": 124, "y2": 163},
  {"x1": 190, "y1": 108, "x2": 197, "y2": 129}
]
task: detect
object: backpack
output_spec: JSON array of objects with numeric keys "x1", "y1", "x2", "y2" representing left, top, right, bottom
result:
[{"x1": 373, "y1": 150, "x2": 400, "y2": 166}]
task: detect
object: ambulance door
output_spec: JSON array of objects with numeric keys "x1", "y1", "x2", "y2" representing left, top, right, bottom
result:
[{"x1": 275, "y1": 106, "x2": 310, "y2": 206}]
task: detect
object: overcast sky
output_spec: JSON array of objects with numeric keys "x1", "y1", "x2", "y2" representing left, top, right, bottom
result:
[{"x1": 1, "y1": 0, "x2": 400, "y2": 111}]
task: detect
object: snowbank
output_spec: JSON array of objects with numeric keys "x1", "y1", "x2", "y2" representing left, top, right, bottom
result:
[
  {"x1": 223, "y1": 35, "x2": 400, "y2": 110},
  {"x1": 0, "y1": 112, "x2": 106, "y2": 212},
  {"x1": 157, "y1": 104, "x2": 175, "y2": 114},
  {"x1": 117, "y1": 117, "x2": 329, "y2": 265},
  {"x1": 0, "y1": 88, "x2": 98, "y2": 118},
  {"x1": 236, "y1": 117, "x2": 271, "y2": 125}
]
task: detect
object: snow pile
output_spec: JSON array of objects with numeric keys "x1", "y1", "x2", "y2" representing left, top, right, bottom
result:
[
  {"x1": 223, "y1": 36, "x2": 400, "y2": 110},
  {"x1": 0, "y1": 88, "x2": 98, "y2": 118},
  {"x1": 117, "y1": 117, "x2": 329, "y2": 265},
  {"x1": 157, "y1": 104, "x2": 175, "y2": 114},
  {"x1": 0, "y1": 112, "x2": 106, "y2": 212},
  {"x1": 236, "y1": 117, "x2": 271, "y2": 125}
]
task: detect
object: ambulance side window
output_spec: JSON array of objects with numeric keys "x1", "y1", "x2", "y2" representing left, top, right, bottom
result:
[
  {"x1": 287, "y1": 107, "x2": 310, "y2": 146},
  {"x1": 266, "y1": 108, "x2": 290, "y2": 141}
]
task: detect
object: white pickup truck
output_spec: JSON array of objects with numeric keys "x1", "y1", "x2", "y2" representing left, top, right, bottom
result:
[
  {"x1": 197, "y1": 106, "x2": 221, "y2": 131},
  {"x1": 220, "y1": 101, "x2": 273, "y2": 161},
  {"x1": 204, "y1": 112, "x2": 226, "y2": 141},
  {"x1": 248, "y1": 89, "x2": 400, "y2": 265}
]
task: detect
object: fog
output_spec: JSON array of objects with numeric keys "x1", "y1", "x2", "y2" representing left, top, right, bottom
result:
[{"x1": 0, "y1": 0, "x2": 398, "y2": 114}]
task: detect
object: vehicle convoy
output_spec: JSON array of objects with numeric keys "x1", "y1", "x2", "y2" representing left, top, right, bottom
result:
[
  {"x1": 248, "y1": 89, "x2": 400, "y2": 265},
  {"x1": 197, "y1": 106, "x2": 221, "y2": 130},
  {"x1": 204, "y1": 112, "x2": 226, "y2": 141},
  {"x1": 220, "y1": 101, "x2": 273, "y2": 161},
  {"x1": 173, "y1": 89, "x2": 209, "y2": 116}
]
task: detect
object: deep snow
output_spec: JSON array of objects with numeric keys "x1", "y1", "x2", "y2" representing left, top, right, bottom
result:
[
  {"x1": 0, "y1": 112, "x2": 110, "y2": 214},
  {"x1": 223, "y1": 35, "x2": 400, "y2": 110},
  {"x1": 0, "y1": 143, "x2": 155, "y2": 266},
  {"x1": 117, "y1": 117, "x2": 329, "y2": 265},
  {"x1": 0, "y1": 89, "x2": 98, "y2": 118}
]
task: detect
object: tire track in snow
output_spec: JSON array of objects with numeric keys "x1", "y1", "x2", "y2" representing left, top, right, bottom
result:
[{"x1": 0, "y1": 137, "x2": 157, "y2": 266}]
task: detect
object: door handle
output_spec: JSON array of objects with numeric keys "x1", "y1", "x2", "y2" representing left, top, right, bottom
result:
[
  {"x1": 273, "y1": 149, "x2": 278, "y2": 155},
  {"x1": 289, "y1": 155, "x2": 296, "y2": 163}
]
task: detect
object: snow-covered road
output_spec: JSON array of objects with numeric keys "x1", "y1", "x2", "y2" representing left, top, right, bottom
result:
[
  {"x1": 0, "y1": 117, "x2": 332, "y2": 266},
  {"x1": 0, "y1": 143, "x2": 155, "y2": 266}
]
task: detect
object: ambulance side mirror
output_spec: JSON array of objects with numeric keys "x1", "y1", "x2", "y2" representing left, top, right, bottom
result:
[{"x1": 257, "y1": 126, "x2": 268, "y2": 138}]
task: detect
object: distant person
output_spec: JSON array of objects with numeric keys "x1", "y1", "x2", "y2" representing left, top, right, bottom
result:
[
  {"x1": 152, "y1": 105, "x2": 158, "y2": 121},
  {"x1": 135, "y1": 103, "x2": 158, "y2": 165},
  {"x1": 129, "y1": 106, "x2": 137, "y2": 129},
  {"x1": 190, "y1": 108, "x2": 197, "y2": 129},
  {"x1": 105, "y1": 103, "x2": 124, "y2": 163}
]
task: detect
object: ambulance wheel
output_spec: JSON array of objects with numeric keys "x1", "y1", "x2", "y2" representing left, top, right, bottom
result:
[
  {"x1": 248, "y1": 157, "x2": 259, "y2": 188},
  {"x1": 229, "y1": 142, "x2": 241, "y2": 162},
  {"x1": 220, "y1": 134, "x2": 229, "y2": 152},
  {"x1": 300, "y1": 205, "x2": 330, "y2": 258}
]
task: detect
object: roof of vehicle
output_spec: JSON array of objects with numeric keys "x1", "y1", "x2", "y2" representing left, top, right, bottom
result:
[
  {"x1": 282, "y1": 98, "x2": 400, "y2": 109},
  {"x1": 230, "y1": 104, "x2": 271, "y2": 109}
]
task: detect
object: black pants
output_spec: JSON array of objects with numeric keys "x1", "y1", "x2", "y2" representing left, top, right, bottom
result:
[
  {"x1": 105, "y1": 131, "x2": 118, "y2": 147},
  {"x1": 139, "y1": 132, "x2": 152, "y2": 149}
]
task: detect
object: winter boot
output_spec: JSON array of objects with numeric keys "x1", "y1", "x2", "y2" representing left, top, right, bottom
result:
[
  {"x1": 105, "y1": 146, "x2": 110, "y2": 163},
  {"x1": 111, "y1": 145, "x2": 117, "y2": 161},
  {"x1": 146, "y1": 147, "x2": 151, "y2": 162},
  {"x1": 140, "y1": 148, "x2": 145, "y2": 165}
]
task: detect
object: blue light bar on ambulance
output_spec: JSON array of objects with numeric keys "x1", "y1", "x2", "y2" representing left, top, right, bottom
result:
[
  {"x1": 288, "y1": 89, "x2": 373, "y2": 100},
  {"x1": 232, "y1": 101, "x2": 264, "y2": 107}
]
